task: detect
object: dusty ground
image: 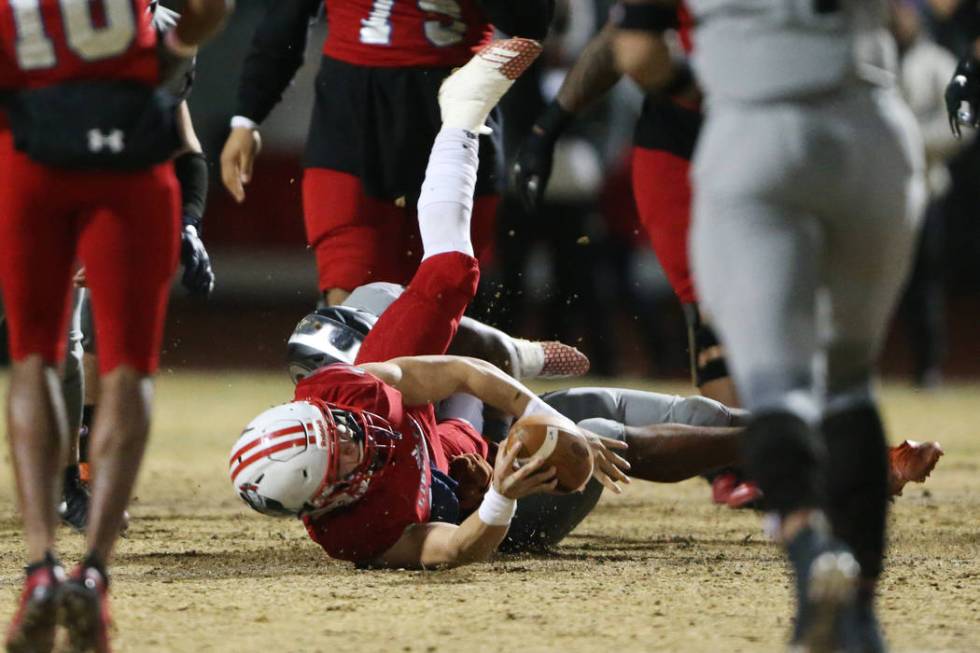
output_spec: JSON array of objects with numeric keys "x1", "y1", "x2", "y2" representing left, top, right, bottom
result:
[{"x1": 0, "y1": 372, "x2": 977, "y2": 653}]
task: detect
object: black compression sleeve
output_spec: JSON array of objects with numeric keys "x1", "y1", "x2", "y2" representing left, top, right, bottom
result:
[
  {"x1": 479, "y1": 0, "x2": 554, "y2": 40},
  {"x1": 235, "y1": 0, "x2": 322, "y2": 125},
  {"x1": 174, "y1": 151, "x2": 209, "y2": 229}
]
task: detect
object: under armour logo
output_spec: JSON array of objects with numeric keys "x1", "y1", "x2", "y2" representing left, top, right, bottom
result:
[{"x1": 87, "y1": 129, "x2": 125, "y2": 154}]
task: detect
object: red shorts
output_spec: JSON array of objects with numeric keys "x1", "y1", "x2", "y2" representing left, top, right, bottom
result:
[
  {"x1": 0, "y1": 130, "x2": 180, "y2": 374},
  {"x1": 302, "y1": 168, "x2": 498, "y2": 292},
  {"x1": 354, "y1": 252, "x2": 480, "y2": 365},
  {"x1": 631, "y1": 146, "x2": 697, "y2": 305}
]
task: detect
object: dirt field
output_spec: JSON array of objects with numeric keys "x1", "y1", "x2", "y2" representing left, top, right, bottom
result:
[{"x1": 0, "y1": 372, "x2": 976, "y2": 653}]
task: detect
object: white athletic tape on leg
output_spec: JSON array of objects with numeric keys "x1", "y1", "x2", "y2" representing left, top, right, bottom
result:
[{"x1": 418, "y1": 128, "x2": 480, "y2": 260}]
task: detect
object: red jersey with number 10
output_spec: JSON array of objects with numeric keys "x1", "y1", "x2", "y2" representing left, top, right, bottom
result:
[
  {"x1": 0, "y1": 0, "x2": 158, "y2": 91},
  {"x1": 322, "y1": 0, "x2": 493, "y2": 68}
]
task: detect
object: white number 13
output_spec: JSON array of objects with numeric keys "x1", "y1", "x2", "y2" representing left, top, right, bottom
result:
[{"x1": 11, "y1": 0, "x2": 137, "y2": 71}]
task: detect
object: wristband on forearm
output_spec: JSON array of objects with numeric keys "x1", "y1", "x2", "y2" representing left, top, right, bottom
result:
[
  {"x1": 174, "y1": 151, "x2": 209, "y2": 229},
  {"x1": 610, "y1": 2, "x2": 680, "y2": 33},
  {"x1": 477, "y1": 486, "x2": 517, "y2": 526},
  {"x1": 534, "y1": 100, "x2": 574, "y2": 141}
]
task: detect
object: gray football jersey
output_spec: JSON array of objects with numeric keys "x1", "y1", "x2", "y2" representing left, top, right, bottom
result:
[{"x1": 688, "y1": 0, "x2": 896, "y2": 102}]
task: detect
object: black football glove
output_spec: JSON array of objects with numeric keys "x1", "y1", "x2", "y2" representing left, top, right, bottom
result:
[
  {"x1": 511, "y1": 100, "x2": 573, "y2": 214},
  {"x1": 180, "y1": 223, "x2": 214, "y2": 297},
  {"x1": 945, "y1": 57, "x2": 980, "y2": 138}
]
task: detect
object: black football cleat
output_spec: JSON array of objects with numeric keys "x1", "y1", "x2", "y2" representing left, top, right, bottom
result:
[
  {"x1": 59, "y1": 466, "x2": 90, "y2": 533},
  {"x1": 787, "y1": 518, "x2": 861, "y2": 653},
  {"x1": 5, "y1": 553, "x2": 64, "y2": 653}
]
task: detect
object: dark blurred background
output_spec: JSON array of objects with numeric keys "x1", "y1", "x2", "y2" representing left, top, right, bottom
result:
[{"x1": 2, "y1": 0, "x2": 978, "y2": 383}]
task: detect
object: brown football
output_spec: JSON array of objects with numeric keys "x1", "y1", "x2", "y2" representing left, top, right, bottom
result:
[{"x1": 504, "y1": 413, "x2": 595, "y2": 494}]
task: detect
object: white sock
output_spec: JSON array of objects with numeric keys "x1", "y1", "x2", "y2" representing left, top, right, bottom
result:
[
  {"x1": 418, "y1": 127, "x2": 480, "y2": 260},
  {"x1": 512, "y1": 338, "x2": 545, "y2": 379}
]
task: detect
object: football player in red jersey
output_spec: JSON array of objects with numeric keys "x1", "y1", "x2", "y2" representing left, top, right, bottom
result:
[
  {"x1": 219, "y1": 0, "x2": 554, "y2": 305},
  {"x1": 0, "y1": 2, "x2": 231, "y2": 651}
]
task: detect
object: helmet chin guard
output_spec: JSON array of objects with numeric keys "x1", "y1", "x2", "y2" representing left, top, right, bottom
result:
[{"x1": 229, "y1": 400, "x2": 400, "y2": 518}]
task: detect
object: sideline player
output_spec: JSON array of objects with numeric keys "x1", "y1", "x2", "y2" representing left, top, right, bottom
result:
[
  {"x1": 0, "y1": 1, "x2": 231, "y2": 651},
  {"x1": 220, "y1": 0, "x2": 553, "y2": 306},
  {"x1": 60, "y1": 0, "x2": 218, "y2": 533},
  {"x1": 611, "y1": 1, "x2": 926, "y2": 650}
]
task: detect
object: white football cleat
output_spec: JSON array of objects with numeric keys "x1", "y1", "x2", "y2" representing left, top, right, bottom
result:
[{"x1": 439, "y1": 37, "x2": 542, "y2": 134}]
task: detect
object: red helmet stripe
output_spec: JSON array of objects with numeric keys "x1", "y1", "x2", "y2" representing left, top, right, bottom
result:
[
  {"x1": 229, "y1": 435, "x2": 316, "y2": 483},
  {"x1": 228, "y1": 423, "x2": 309, "y2": 466}
]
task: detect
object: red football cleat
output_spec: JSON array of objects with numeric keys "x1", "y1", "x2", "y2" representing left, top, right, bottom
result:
[
  {"x1": 711, "y1": 472, "x2": 739, "y2": 505},
  {"x1": 59, "y1": 565, "x2": 112, "y2": 653},
  {"x1": 538, "y1": 341, "x2": 591, "y2": 378},
  {"x1": 889, "y1": 440, "x2": 944, "y2": 497},
  {"x1": 727, "y1": 481, "x2": 763, "y2": 509},
  {"x1": 5, "y1": 555, "x2": 64, "y2": 653}
]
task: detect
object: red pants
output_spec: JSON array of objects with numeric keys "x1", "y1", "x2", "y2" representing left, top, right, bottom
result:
[
  {"x1": 631, "y1": 146, "x2": 697, "y2": 305},
  {"x1": 0, "y1": 131, "x2": 180, "y2": 374},
  {"x1": 355, "y1": 252, "x2": 480, "y2": 365},
  {"x1": 303, "y1": 168, "x2": 498, "y2": 292}
]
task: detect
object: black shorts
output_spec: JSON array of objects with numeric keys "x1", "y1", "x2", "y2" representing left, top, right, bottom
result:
[
  {"x1": 305, "y1": 55, "x2": 502, "y2": 203},
  {"x1": 633, "y1": 94, "x2": 702, "y2": 160}
]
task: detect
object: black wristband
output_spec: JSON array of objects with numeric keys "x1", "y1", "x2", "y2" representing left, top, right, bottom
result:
[
  {"x1": 534, "y1": 100, "x2": 574, "y2": 140},
  {"x1": 610, "y1": 2, "x2": 679, "y2": 33},
  {"x1": 174, "y1": 151, "x2": 208, "y2": 229}
]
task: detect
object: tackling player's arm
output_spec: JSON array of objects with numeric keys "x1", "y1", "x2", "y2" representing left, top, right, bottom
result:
[
  {"x1": 372, "y1": 441, "x2": 557, "y2": 569},
  {"x1": 221, "y1": 0, "x2": 321, "y2": 202}
]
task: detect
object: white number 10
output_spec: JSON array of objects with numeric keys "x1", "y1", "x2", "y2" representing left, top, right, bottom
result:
[{"x1": 10, "y1": 0, "x2": 137, "y2": 71}]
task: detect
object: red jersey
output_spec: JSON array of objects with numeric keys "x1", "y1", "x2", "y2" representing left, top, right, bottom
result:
[
  {"x1": 0, "y1": 0, "x2": 159, "y2": 91},
  {"x1": 322, "y1": 0, "x2": 493, "y2": 68},
  {"x1": 297, "y1": 364, "x2": 437, "y2": 563}
]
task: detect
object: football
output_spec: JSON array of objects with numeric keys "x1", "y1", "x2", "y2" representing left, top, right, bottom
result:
[{"x1": 504, "y1": 413, "x2": 595, "y2": 494}]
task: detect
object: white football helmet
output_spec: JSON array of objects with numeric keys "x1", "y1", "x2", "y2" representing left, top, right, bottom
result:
[{"x1": 229, "y1": 399, "x2": 400, "y2": 517}]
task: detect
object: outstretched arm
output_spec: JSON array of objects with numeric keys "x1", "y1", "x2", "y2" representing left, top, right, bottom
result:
[{"x1": 373, "y1": 441, "x2": 557, "y2": 569}]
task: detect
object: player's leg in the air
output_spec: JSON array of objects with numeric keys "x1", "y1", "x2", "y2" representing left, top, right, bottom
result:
[{"x1": 355, "y1": 38, "x2": 542, "y2": 365}]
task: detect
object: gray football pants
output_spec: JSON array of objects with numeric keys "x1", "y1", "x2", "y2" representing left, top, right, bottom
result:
[
  {"x1": 502, "y1": 387, "x2": 740, "y2": 552},
  {"x1": 691, "y1": 85, "x2": 925, "y2": 418}
]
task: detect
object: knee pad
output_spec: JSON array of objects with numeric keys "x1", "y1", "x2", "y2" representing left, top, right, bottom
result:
[
  {"x1": 822, "y1": 403, "x2": 889, "y2": 580},
  {"x1": 742, "y1": 411, "x2": 825, "y2": 516},
  {"x1": 683, "y1": 304, "x2": 730, "y2": 387}
]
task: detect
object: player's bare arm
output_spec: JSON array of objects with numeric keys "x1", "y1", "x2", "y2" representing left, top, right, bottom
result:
[
  {"x1": 174, "y1": 0, "x2": 233, "y2": 47},
  {"x1": 610, "y1": 1, "x2": 681, "y2": 87},
  {"x1": 372, "y1": 440, "x2": 557, "y2": 569},
  {"x1": 358, "y1": 356, "x2": 630, "y2": 491}
]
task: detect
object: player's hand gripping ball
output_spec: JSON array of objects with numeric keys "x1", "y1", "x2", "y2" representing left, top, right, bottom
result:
[{"x1": 504, "y1": 414, "x2": 595, "y2": 493}]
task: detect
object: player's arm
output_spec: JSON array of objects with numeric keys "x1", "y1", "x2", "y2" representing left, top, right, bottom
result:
[
  {"x1": 358, "y1": 356, "x2": 548, "y2": 419},
  {"x1": 174, "y1": 102, "x2": 215, "y2": 296},
  {"x1": 174, "y1": 0, "x2": 233, "y2": 46},
  {"x1": 221, "y1": 0, "x2": 321, "y2": 202},
  {"x1": 512, "y1": 21, "x2": 621, "y2": 212},
  {"x1": 609, "y1": 0, "x2": 692, "y2": 94},
  {"x1": 372, "y1": 443, "x2": 557, "y2": 569},
  {"x1": 359, "y1": 357, "x2": 630, "y2": 492}
]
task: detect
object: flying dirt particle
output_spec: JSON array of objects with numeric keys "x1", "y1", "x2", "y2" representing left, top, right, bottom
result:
[{"x1": 577, "y1": 236, "x2": 590, "y2": 245}]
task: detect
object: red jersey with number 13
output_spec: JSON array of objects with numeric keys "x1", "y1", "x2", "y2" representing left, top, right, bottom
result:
[{"x1": 322, "y1": 0, "x2": 493, "y2": 68}]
